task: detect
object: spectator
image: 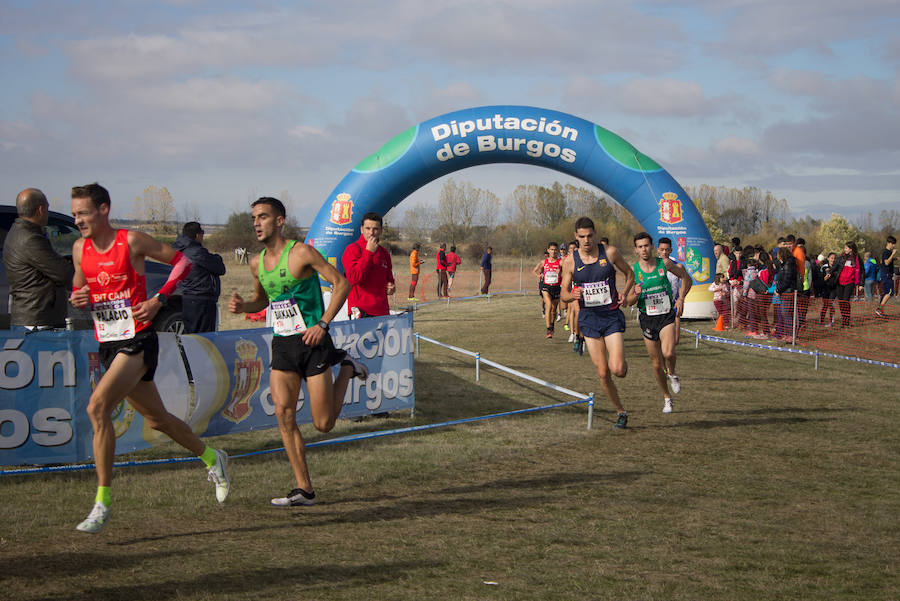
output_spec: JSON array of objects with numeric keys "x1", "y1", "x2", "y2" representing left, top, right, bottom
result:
[
  {"x1": 172, "y1": 222, "x2": 225, "y2": 333},
  {"x1": 876, "y1": 235, "x2": 896, "y2": 317},
  {"x1": 435, "y1": 243, "x2": 449, "y2": 298},
  {"x1": 445, "y1": 245, "x2": 462, "y2": 293},
  {"x1": 754, "y1": 249, "x2": 776, "y2": 336},
  {"x1": 2, "y1": 188, "x2": 74, "y2": 328},
  {"x1": 341, "y1": 212, "x2": 395, "y2": 318},
  {"x1": 727, "y1": 245, "x2": 747, "y2": 285},
  {"x1": 774, "y1": 246, "x2": 798, "y2": 341},
  {"x1": 819, "y1": 252, "x2": 839, "y2": 325},
  {"x1": 408, "y1": 243, "x2": 425, "y2": 301},
  {"x1": 833, "y1": 241, "x2": 862, "y2": 327},
  {"x1": 863, "y1": 251, "x2": 879, "y2": 300},
  {"x1": 730, "y1": 237, "x2": 741, "y2": 260},
  {"x1": 792, "y1": 236, "x2": 810, "y2": 329},
  {"x1": 480, "y1": 246, "x2": 493, "y2": 294},
  {"x1": 714, "y1": 243, "x2": 730, "y2": 277},
  {"x1": 708, "y1": 273, "x2": 730, "y2": 327}
]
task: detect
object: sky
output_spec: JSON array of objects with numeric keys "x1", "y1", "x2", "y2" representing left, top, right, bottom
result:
[{"x1": 2, "y1": 0, "x2": 899, "y2": 227}]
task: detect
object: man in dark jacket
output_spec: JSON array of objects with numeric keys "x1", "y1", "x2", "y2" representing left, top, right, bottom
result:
[
  {"x1": 172, "y1": 221, "x2": 225, "y2": 333},
  {"x1": 3, "y1": 188, "x2": 74, "y2": 328}
]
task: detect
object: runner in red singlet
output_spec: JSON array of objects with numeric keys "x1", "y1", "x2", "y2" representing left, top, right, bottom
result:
[
  {"x1": 69, "y1": 183, "x2": 230, "y2": 534},
  {"x1": 532, "y1": 242, "x2": 563, "y2": 338}
]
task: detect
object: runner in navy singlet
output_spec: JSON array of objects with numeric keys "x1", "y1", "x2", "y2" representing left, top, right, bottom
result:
[{"x1": 560, "y1": 217, "x2": 635, "y2": 429}]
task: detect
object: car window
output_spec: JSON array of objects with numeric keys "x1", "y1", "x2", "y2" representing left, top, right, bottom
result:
[
  {"x1": 0, "y1": 213, "x2": 15, "y2": 251},
  {"x1": 46, "y1": 217, "x2": 81, "y2": 256}
]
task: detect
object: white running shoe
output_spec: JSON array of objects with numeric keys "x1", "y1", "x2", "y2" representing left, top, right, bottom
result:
[
  {"x1": 663, "y1": 398, "x2": 674, "y2": 414},
  {"x1": 556, "y1": 313, "x2": 562, "y2": 322},
  {"x1": 271, "y1": 488, "x2": 317, "y2": 507},
  {"x1": 207, "y1": 448, "x2": 230, "y2": 504},
  {"x1": 342, "y1": 356, "x2": 369, "y2": 380},
  {"x1": 76, "y1": 501, "x2": 110, "y2": 533},
  {"x1": 568, "y1": 332, "x2": 575, "y2": 343},
  {"x1": 667, "y1": 374, "x2": 681, "y2": 395}
]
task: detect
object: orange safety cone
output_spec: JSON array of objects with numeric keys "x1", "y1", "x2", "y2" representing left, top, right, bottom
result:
[{"x1": 713, "y1": 315, "x2": 725, "y2": 331}]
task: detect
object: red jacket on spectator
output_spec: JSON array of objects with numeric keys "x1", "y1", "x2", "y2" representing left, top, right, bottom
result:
[
  {"x1": 445, "y1": 251, "x2": 461, "y2": 274},
  {"x1": 342, "y1": 234, "x2": 395, "y2": 317}
]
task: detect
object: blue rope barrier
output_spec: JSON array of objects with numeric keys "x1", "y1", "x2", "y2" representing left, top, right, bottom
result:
[
  {"x1": 683, "y1": 328, "x2": 900, "y2": 369},
  {"x1": 0, "y1": 397, "x2": 592, "y2": 477}
]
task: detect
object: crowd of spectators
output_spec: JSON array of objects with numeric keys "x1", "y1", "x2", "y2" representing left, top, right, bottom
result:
[{"x1": 709, "y1": 234, "x2": 897, "y2": 341}]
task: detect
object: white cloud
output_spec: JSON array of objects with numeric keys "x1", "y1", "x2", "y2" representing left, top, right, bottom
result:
[{"x1": 617, "y1": 79, "x2": 710, "y2": 117}]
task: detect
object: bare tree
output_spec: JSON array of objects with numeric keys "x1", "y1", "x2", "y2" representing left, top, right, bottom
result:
[{"x1": 132, "y1": 185, "x2": 176, "y2": 234}]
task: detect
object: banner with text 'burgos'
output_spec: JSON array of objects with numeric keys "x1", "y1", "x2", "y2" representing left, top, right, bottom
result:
[
  {"x1": 305, "y1": 105, "x2": 715, "y2": 318},
  {"x1": 0, "y1": 312, "x2": 414, "y2": 466}
]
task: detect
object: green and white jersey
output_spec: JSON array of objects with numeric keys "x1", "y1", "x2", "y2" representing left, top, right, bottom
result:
[
  {"x1": 258, "y1": 240, "x2": 325, "y2": 337},
  {"x1": 633, "y1": 257, "x2": 674, "y2": 316}
]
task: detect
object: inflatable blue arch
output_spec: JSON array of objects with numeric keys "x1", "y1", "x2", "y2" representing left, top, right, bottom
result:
[{"x1": 305, "y1": 105, "x2": 715, "y2": 318}]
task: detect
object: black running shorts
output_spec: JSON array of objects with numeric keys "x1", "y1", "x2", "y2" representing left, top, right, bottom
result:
[
  {"x1": 98, "y1": 328, "x2": 159, "y2": 381},
  {"x1": 638, "y1": 309, "x2": 677, "y2": 341},
  {"x1": 271, "y1": 333, "x2": 346, "y2": 378}
]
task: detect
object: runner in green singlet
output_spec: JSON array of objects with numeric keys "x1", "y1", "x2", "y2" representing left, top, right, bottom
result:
[
  {"x1": 624, "y1": 232, "x2": 692, "y2": 414},
  {"x1": 229, "y1": 197, "x2": 366, "y2": 507}
]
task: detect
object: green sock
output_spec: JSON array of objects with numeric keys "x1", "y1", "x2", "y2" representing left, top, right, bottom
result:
[
  {"x1": 96, "y1": 486, "x2": 111, "y2": 506},
  {"x1": 199, "y1": 446, "x2": 217, "y2": 468}
]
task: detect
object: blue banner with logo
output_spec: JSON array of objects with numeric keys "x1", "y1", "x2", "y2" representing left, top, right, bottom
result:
[{"x1": 0, "y1": 312, "x2": 414, "y2": 466}]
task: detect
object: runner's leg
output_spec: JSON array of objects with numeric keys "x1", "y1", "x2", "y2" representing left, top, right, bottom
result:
[
  {"x1": 269, "y1": 369, "x2": 312, "y2": 491},
  {"x1": 643, "y1": 336, "x2": 670, "y2": 397},
  {"x1": 85, "y1": 352, "x2": 150, "y2": 487},
  {"x1": 584, "y1": 334, "x2": 626, "y2": 414}
]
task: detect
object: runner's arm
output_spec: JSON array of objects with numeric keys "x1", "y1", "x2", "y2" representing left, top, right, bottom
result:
[
  {"x1": 560, "y1": 256, "x2": 580, "y2": 302},
  {"x1": 300, "y1": 243, "x2": 349, "y2": 346},
  {"x1": 229, "y1": 255, "x2": 268, "y2": 314},
  {"x1": 666, "y1": 258, "x2": 692, "y2": 315},
  {"x1": 608, "y1": 245, "x2": 635, "y2": 300},
  {"x1": 69, "y1": 239, "x2": 90, "y2": 308}
]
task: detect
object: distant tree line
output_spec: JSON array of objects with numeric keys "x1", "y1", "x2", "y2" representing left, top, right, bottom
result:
[{"x1": 133, "y1": 180, "x2": 899, "y2": 261}]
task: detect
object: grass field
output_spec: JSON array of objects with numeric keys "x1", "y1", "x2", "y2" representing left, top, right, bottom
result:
[{"x1": 2, "y1": 268, "x2": 899, "y2": 600}]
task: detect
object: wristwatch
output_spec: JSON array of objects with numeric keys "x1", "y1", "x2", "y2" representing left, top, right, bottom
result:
[
  {"x1": 317, "y1": 320, "x2": 329, "y2": 331},
  {"x1": 154, "y1": 292, "x2": 168, "y2": 306}
]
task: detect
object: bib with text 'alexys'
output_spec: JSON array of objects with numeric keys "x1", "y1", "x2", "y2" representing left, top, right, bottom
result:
[{"x1": 572, "y1": 244, "x2": 619, "y2": 310}]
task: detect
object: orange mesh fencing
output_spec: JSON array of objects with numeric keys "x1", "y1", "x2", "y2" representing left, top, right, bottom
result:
[
  {"x1": 720, "y1": 289, "x2": 900, "y2": 364},
  {"x1": 390, "y1": 262, "x2": 531, "y2": 305}
]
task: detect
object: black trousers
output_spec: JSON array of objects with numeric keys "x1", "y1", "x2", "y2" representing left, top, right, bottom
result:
[{"x1": 183, "y1": 296, "x2": 218, "y2": 333}]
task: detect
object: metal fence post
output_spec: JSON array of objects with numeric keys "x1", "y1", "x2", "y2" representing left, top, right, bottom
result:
[
  {"x1": 475, "y1": 352, "x2": 480, "y2": 382},
  {"x1": 587, "y1": 394, "x2": 594, "y2": 430}
]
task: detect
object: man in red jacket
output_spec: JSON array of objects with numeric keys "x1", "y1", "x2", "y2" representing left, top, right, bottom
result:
[
  {"x1": 435, "y1": 243, "x2": 449, "y2": 298},
  {"x1": 341, "y1": 212, "x2": 396, "y2": 318}
]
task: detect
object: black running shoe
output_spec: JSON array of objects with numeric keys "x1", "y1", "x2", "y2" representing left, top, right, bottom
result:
[{"x1": 614, "y1": 412, "x2": 628, "y2": 429}]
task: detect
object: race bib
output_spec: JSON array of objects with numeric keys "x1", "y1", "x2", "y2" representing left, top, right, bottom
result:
[
  {"x1": 92, "y1": 299, "x2": 136, "y2": 342},
  {"x1": 271, "y1": 299, "x2": 307, "y2": 336},
  {"x1": 583, "y1": 281, "x2": 612, "y2": 307},
  {"x1": 645, "y1": 291, "x2": 671, "y2": 316},
  {"x1": 544, "y1": 270, "x2": 559, "y2": 285}
]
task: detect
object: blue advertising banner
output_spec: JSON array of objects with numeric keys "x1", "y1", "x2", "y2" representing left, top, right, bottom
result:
[
  {"x1": 0, "y1": 312, "x2": 414, "y2": 466},
  {"x1": 305, "y1": 105, "x2": 715, "y2": 317}
]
